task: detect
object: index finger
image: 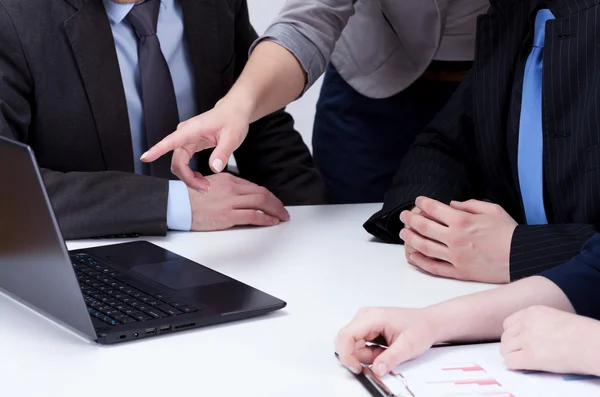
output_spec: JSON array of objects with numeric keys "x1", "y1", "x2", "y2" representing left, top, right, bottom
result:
[
  {"x1": 141, "y1": 132, "x2": 186, "y2": 163},
  {"x1": 141, "y1": 122, "x2": 213, "y2": 162},
  {"x1": 415, "y1": 196, "x2": 463, "y2": 226}
]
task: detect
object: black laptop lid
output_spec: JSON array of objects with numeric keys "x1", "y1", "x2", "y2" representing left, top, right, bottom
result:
[{"x1": 0, "y1": 136, "x2": 96, "y2": 340}]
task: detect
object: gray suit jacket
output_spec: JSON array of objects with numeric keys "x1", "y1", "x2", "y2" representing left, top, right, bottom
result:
[{"x1": 259, "y1": 0, "x2": 489, "y2": 98}]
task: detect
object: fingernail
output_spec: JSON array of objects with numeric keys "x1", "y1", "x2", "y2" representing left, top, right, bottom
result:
[
  {"x1": 351, "y1": 366, "x2": 362, "y2": 375},
  {"x1": 450, "y1": 200, "x2": 459, "y2": 205},
  {"x1": 377, "y1": 363, "x2": 388, "y2": 377},
  {"x1": 212, "y1": 159, "x2": 224, "y2": 172},
  {"x1": 140, "y1": 152, "x2": 148, "y2": 160},
  {"x1": 400, "y1": 229, "x2": 407, "y2": 239},
  {"x1": 195, "y1": 189, "x2": 206, "y2": 195},
  {"x1": 400, "y1": 212, "x2": 406, "y2": 223}
]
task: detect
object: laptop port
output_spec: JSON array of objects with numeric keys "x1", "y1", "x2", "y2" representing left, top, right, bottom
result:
[
  {"x1": 119, "y1": 335, "x2": 127, "y2": 340},
  {"x1": 133, "y1": 333, "x2": 140, "y2": 338},
  {"x1": 174, "y1": 322, "x2": 196, "y2": 330},
  {"x1": 159, "y1": 325, "x2": 172, "y2": 333},
  {"x1": 145, "y1": 328, "x2": 157, "y2": 336}
]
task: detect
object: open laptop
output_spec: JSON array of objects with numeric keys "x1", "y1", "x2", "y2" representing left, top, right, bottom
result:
[{"x1": 0, "y1": 136, "x2": 286, "y2": 344}]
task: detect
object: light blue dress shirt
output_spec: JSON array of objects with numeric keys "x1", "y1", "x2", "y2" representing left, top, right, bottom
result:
[{"x1": 102, "y1": 0, "x2": 196, "y2": 231}]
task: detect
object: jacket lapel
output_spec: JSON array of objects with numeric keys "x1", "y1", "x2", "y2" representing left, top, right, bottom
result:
[
  {"x1": 64, "y1": 0, "x2": 134, "y2": 172},
  {"x1": 474, "y1": 6, "x2": 529, "y2": 219},
  {"x1": 180, "y1": 0, "x2": 223, "y2": 115}
]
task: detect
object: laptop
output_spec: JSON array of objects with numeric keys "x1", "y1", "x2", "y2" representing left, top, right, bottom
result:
[{"x1": 0, "y1": 136, "x2": 286, "y2": 344}]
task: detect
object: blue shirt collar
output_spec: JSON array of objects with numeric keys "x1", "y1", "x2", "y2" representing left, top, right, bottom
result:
[{"x1": 102, "y1": 0, "x2": 170, "y2": 25}]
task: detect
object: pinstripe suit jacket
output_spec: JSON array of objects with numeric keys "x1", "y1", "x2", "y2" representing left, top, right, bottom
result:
[{"x1": 364, "y1": 0, "x2": 600, "y2": 280}]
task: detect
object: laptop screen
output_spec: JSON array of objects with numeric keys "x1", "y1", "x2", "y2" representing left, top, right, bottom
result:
[{"x1": 0, "y1": 136, "x2": 96, "y2": 340}]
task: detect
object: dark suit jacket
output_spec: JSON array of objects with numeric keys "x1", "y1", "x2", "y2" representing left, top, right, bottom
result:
[
  {"x1": 365, "y1": 0, "x2": 600, "y2": 280},
  {"x1": 0, "y1": 0, "x2": 327, "y2": 240},
  {"x1": 541, "y1": 233, "x2": 600, "y2": 321}
]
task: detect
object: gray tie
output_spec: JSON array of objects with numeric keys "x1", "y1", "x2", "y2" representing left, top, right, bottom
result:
[{"x1": 127, "y1": 0, "x2": 179, "y2": 179}]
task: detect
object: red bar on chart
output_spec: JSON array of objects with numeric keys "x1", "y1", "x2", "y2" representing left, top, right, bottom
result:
[
  {"x1": 455, "y1": 379, "x2": 501, "y2": 387},
  {"x1": 429, "y1": 379, "x2": 502, "y2": 387},
  {"x1": 443, "y1": 365, "x2": 486, "y2": 373},
  {"x1": 444, "y1": 393, "x2": 514, "y2": 397}
]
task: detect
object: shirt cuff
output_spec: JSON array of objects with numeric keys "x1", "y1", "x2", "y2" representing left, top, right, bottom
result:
[
  {"x1": 166, "y1": 181, "x2": 192, "y2": 231},
  {"x1": 249, "y1": 23, "x2": 326, "y2": 95}
]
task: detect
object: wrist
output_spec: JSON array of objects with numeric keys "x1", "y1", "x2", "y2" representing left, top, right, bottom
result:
[
  {"x1": 582, "y1": 320, "x2": 600, "y2": 376},
  {"x1": 423, "y1": 304, "x2": 459, "y2": 343},
  {"x1": 500, "y1": 224, "x2": 518, "y2": 283},
  {"x1": 218, "y1": 86, "x2": 256, "y2": 123},
  {"x1": 424, "y1": 296, "x2": 489, "y2": 344}
]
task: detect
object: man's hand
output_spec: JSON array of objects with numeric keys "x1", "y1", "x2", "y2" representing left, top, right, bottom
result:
[
  {"x1": 501, "y1": 306, "x2": 600, "y2": 376},
  {"x1": 141, "y1": 98, "x2": 253, "y2": 193},
  {"x1": 335, "y1": 307, "x2": 438, "y2": 377},
  {"x1": 402, "y1": 207, "x2": 447, "y2": 266},
  {"x1": 188, "y1": 173, "x2": 290, "y2": 231},
  {"x1": 402, "y1": 207, "x2": 422, "y2": 265},
  {"x1": 399, "y1": 197, "x2": 517, "y2": 283}
]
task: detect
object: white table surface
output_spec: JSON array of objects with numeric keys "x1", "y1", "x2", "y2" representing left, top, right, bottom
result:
[{"x1": 0, "y1": 204, "x2": 495, "y2": 397}]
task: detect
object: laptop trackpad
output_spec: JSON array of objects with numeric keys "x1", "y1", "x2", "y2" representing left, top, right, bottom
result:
[{"x1": 131, "y1": 261, "x2": 228, "y2": 290}]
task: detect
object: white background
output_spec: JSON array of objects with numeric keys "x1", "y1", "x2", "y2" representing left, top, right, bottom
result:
[{"x1": 247, "y1": 0, "x2": 323, "y2": 151}]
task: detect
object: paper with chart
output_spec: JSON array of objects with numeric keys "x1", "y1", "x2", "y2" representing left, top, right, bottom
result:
[{"x1": 379, "y1": 343, "x2": 600, "y2": 397}]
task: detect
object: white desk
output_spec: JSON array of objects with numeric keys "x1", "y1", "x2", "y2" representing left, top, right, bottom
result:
[{"x1": 0, "y1": 204, "x2": 494, "y2": 397}]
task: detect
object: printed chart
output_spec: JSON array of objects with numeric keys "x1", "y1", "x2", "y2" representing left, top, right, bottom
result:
[
  {"x1": 395, "y1": 358, "x2": 511, "y2": 396},
  {"x1": 379, "y1": 343, "x2": 600, "y2": 397}
]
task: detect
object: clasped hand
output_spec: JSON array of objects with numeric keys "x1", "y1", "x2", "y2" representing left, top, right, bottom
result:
[
  {"x1": 400, "y1": 196, "x2": 517, "y2": 283},
  {"x1": 188, "y1": 173, "x2": 289, "y2": 231}
]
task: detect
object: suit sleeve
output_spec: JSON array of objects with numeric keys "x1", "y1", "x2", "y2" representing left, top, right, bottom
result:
[
  {"x1": 0, "y1": 3, "x2": 169, "y2": 240},
  {"x1": 509, "y1": 224, "x2": 598, "y2": 280},
  {"x1": 363, "y1": 72, "x2": 476, "y2": 243},
  {"x1": 540, "y1": 233, "x2": 600, "y2": 320},
  {"x1": 230, "y1": 0, "x2": 328, "y2": 206}
]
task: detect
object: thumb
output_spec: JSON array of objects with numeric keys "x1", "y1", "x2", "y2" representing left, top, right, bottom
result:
[
  {"x1": 450, "y1": 199, "x2": 495, "y2": 215},
  {"x1": 209, "y1": 128, "x2": 246, "y2": 173},
  {"x1": 371, "y1": 334, "x2": 420, "y2": 378}
]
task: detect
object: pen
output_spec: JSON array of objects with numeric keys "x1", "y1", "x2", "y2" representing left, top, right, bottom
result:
[
  {"x1": 335, "y1": 352, "x2": 398, "y2": 397},
  {"x1": 335, "y1": 352, "x2": 415, "y2": 397},
  {"x1": 368, "y1": 335, "x2": 497, "y2": 349}
]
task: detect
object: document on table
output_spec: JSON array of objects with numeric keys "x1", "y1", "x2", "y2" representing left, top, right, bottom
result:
[{"x1": 378, "y1": 343, "x2": 600, "y2": 397}]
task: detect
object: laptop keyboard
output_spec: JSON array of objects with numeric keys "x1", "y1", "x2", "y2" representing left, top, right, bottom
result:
[{"x1": 71, "y1": 254, "x2": 200, "y2": 326}]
